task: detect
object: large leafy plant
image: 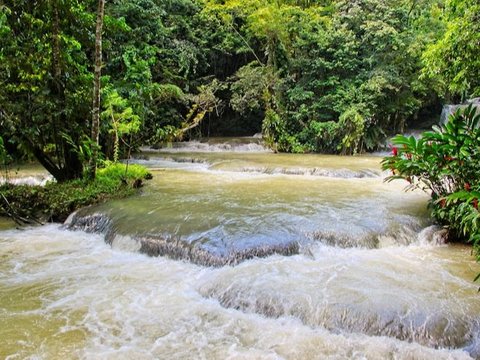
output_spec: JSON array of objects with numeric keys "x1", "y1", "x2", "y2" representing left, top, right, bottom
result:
[
  {"x1": 382, "y1": 105, "x2": 480, "y2": 282},
  {"x1": 382, "y1": 105, "x2": 480, "y2": 197}
]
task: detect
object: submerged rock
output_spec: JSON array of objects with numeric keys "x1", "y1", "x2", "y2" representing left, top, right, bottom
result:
[
  {"x1": 64, "y1": 211, "x2": 116, "y2": 244},
  {"x1": 417, "y1": 225, "x2": 449, "y2": 245},
  {"x1": 138, "y1": 235, "x2": 298, "y2": 266},
  {"x1": 235, "y1": 166, "x2": 381, "y2": 178},
  {"x1": 64, "y1": 211, "x2": 299, "y2": 266},
  {"x1": 198, "y1": 279, "x2": 480, "y2": 351},
  {"x1": 306, "y1": 224, "x2": 446, "y2": 249}
]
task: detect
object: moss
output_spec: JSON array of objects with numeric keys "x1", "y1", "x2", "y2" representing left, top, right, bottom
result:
[{"x1": 0, "y1": 163, "x2": 152, "y2": 223}]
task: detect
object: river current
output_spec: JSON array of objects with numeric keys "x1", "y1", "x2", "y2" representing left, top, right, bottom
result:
[{"x1": 1, "y1": 138, "x2": 479, "y2": 359}]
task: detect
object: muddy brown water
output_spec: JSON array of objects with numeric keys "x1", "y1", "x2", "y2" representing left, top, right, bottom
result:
[{"x1": 1, "y1": 139, "x2": 479, "y2": 359}]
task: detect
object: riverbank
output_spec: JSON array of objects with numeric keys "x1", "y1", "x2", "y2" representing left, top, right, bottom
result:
[{"x1": 0, "y1": 163, "x2": 152, "y2": 225}]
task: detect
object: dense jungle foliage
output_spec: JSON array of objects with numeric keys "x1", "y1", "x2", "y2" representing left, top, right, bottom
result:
[{"x1": 1, "y1": 0, "x2": 479, "y2": 180}]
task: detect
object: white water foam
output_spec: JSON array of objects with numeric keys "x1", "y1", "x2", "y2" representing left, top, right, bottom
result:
[
  {"x1": 141, "y1": 138, "x2": 271, "y2": 153},
  {"x1": 0, "y1": 225, "x2": 478, "y2": 359},
  {"x1": 0, "y1": 175, "x2": 54, "y2": 186}
]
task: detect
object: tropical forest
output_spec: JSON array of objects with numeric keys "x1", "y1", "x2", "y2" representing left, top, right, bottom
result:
[{"x1": 1, "y1": 0, "x2": 480, "y2": 358}]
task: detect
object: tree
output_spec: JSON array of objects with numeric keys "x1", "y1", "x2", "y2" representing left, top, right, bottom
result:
[
  {"x1": 0, "y1": 1, "x2": 95, "y2": 182},
  {"x1": 422, "y1": 0, "x2": 480, "y2": 99},
  {"x1": 101, "y1": 89, "x2": 140, "y2": 163},
  {"x1": 0, "y1": 0, "x2": 465, "y2": 165},
  {"x1": 90, "y1": 0, "x2": 105, "y2": 178},
  {"x1": 201, "y1": 0, "x2": 442, "y2": 153}
]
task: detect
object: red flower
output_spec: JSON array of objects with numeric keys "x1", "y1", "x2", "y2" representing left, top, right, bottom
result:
[
  {"x1": 440, "y1": 199, "x2": 446, "y2": 208},
  {"x1": 464, "y1": 183, "x2": 471, "y2": 191},
  {"x1": 392, "y1": 147, "x2": 398, "y2": 156},
  {"x1": 473, "y1": 198, "x2": 478, "y2": 210}
]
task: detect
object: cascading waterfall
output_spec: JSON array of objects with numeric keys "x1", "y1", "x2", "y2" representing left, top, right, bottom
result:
[
  {"x1": 145, "y1": 136, "x2": 271, "y2": 153},
  {"x1": 440, "y1": 99, "x2": 480, "y2": 125},
  {"x1": 1, "y1": 138, "x2": 479, "y2": 359},
  {"x1": 0, "y1": 164, "x2": 54, "y2": 186},
  {"x1": 440, "y1": 105, "x2": 460, "y2": 125}
]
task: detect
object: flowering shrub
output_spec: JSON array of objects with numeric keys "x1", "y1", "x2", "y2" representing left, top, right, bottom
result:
[{"x1": 382, "y1": 105, "x2": 480, "y2": 282}]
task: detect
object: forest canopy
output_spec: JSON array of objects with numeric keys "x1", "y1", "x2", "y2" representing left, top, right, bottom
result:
[{"x1": 0, "y1": 0, "x2": 478, "y2": 181}]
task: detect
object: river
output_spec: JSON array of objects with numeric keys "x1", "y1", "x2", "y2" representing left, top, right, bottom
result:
[{"x1": 1, "y1": 138, "x2": 479, "y2": 359}]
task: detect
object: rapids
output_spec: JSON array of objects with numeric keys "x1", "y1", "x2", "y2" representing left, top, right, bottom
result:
[
  {"x1": 1, "y1": 138, "x2": 479, "y2": 359},
  {"x1": 0, "y1": 164, "x2": 53, "y2": 186}
]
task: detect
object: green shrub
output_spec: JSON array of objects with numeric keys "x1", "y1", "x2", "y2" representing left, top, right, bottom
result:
[
  {"x1": 1, "y1": 163, "x2": 152, "y2": 223},
  {"x1": 97, "y1": 162, "x2": 151, "y2": 188},
  {"x1": 382, "y1": 105, "x2": 480, "y2": 197},
  {"x1": 382, "y1": 105, "x2": 480, "y2": 283},
  {"x1": 338, "y1": 107, "x2": 365, "y2": 155},
  {"x1": 298, "y1": 121, "x2": 341, "y2": 153},
  {"x1": 262, "y1": 109, "x2": 286, "y2": 152}
]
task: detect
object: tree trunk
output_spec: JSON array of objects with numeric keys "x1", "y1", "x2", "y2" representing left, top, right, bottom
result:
[
  {"x1": 51, "y1": 1, "x2": 82, "y2": 181},
  {"x1": 89, "y1": 0, "x2": 105, "y2": 179},
  {"x1": 51, "y1": 1, "x2": 64, "y2": 166},
  {"x1": 26, "y1": 139, "x2": 64, "y2": 181}
]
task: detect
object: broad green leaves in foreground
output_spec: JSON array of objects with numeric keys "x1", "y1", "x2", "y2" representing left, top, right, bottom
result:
[{"x1": 382, "y1": 106, "x2": 480, "y2": 282}]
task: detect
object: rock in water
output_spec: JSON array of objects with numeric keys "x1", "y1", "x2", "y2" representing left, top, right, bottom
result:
[{"x1": 64, "y1": 211, "x2": 299, "y2": 266}]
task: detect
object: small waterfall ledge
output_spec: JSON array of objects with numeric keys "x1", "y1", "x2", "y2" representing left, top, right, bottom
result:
[
  {"x1": 63, "y1": 211, "x2": 299, "y2": 266},
  {"x1": 440, "y1": 98, "x2": 480, "y2": 125}
]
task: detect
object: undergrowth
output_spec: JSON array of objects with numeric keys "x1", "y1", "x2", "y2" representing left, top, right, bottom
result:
[{"x1": 0, "y1": 163, "x2": 152, "y2": 223}]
